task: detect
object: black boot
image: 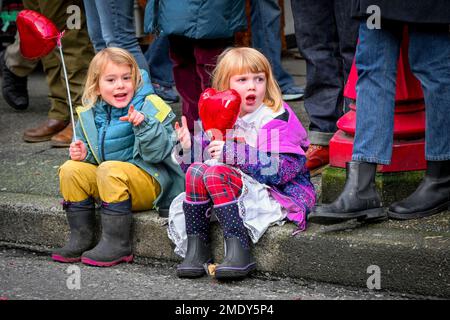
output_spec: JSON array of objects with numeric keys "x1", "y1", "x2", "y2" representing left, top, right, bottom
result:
[
  {"x1": 308, "y1": 161, "x2": 386, "y2": 225},
  {"x1": 177, "y1": 235, "x2": 212, "y2": 278},
  {"x1": 51, "y1": 198, "x2": 96, "y2": 263},
  {"x1": 214, "y1": 202, "x2": 256, "y2": 280},
  {"x1": 1, "y1": 51, "x2": 29, "y2": 110},
  {"x1": 81, "y1": 199, "x2": 133, "y2": 267},
  {"x1": 388, "y1": 160, "x2": 450, "y2": 220},
  {"x1": 215, "y1": 237, "x2": 256, "y2": 280},
  {"x1": 177, "y1": 200, "x2": 213, "y2": 278}
]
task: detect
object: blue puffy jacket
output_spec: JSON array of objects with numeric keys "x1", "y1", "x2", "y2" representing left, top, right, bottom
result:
[
  {"x1": 144, "y1": 0, "x2": 247, "y2": 39},
  {"x1": 75, "y1": 70, "x2": 185, "y2": 211}
]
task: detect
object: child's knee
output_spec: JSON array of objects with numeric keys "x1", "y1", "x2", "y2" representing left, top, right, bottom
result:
[
  {"x1": 96, "y1": 161, "x2": 125, "y2": 182},
  {"x1": 59, "y1": 160, "x2": 85, "y2": 182},
  {"x1": 203, "y1": 165, "x2": 228, "y2": 184},
  {"x1": 186, "y1": 162, "x2": 209, "y2": 181}
]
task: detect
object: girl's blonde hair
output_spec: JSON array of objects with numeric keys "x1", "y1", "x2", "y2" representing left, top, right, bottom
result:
[
  {"x1": 82, "y1": 47, "x2": 142, "y2": 108},
  {"x1": 212, "y1": 47, "x2": 282, "y2": 112}
]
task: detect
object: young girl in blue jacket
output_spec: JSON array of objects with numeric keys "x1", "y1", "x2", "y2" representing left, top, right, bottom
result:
[{"x1": 52, "y1": 47, "x2": 184, "y2": 267}]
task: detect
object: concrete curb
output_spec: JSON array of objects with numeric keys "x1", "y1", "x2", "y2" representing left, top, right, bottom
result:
[{"x1": 0, "y1": 192, "x2": 449, "y2": 298}]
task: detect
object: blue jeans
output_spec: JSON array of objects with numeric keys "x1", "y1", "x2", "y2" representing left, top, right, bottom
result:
[
  {"x1": 353, "y1": 21, "x2": 450, "y2": 164},
  {"x1": 144, "y1": 35, "x2": 174, "y2": 88},
  {"x1": 291, "y1": 0, "x2": 359, "y2": 145},
  {"x1": 250, "y1": 0, "x2": 296, "y2": 92},
  {"x1": 83, "y1": 0, "x2": 149, "y2": 74}
]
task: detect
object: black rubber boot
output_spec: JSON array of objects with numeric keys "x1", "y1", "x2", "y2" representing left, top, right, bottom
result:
[
  {"x1": 177, "y1": 235, "x2": 213, "y2": 278},
  {"x1": 81, "y1": 199, "x2": 133, "y2": 267},
  {"x1": 215, "y1": 237, "x2": 256, "y2": 280},
  {"x1": 176, "y1": 200, "x2": 213, "y2": 278},
  {"x1": 214, "y1": 202, "x2": 256, "y2": 280},
  {"x1": 1, "y1": 51, "x2": 29, "y2": 110},
  {"x1": 308, "y1": 161, "x2": 386, "y2": 225},
  {"x1": 388, "y1": 160, "x2": 450, "y2": 220},
  {"x1": 51, "y1": 198, "x2": 96, "y2": 263}
]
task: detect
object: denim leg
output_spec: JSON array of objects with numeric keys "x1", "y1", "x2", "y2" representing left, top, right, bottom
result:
[
  {"x1": 408, "y1": 24, "x2": 450, "y2": 161},
  {"x1": 83, "y1": 0, "x2": 106, "y2": 52},
  {"x1": 145, "y1": 35, "x2": 174, "y2": 87},
  {"x1": 291, "y1": 0, "x2": 354, "y2": 143},
  {"x1": 92, "y1": 0, "x2": 149, "y2": 74},
  {"x1": 352, "y1": 22, "x2": 402, "y2": 164},
  {"x1": 250, "y1": 0, "x2": 296, "y2": 92}
]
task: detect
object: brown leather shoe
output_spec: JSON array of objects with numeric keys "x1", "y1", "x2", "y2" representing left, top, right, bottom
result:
[
  {"x1": 306, "y1": 144, "x2": 329, "y2": 176},
  {"x1": 51, "y1": 122, "x2": 73, "y2": 148},
  {"x1": 23, "y1": 119, "x2": 69, "y2": 142}
]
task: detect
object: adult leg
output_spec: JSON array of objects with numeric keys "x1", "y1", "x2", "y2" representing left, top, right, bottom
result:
[
  {"x1": 291, "y1": 0, "x2": 344, "y2": 143},
  {"x1": 22, "y1": 0, "x2": 94, "y2": 144},
  {"x1": 250, "y1": 0, "x2": 303, "y2": 100},
  {"x1": 388, "y1": 23, "x2": 450, "y2": 219},
  {"x1": 92, "y1": 0, "x2": 149, "y2": 73},
  {"x1": 309, "y1": 21, "x2": 402, "y2": 224},
  {"x1": 291, "y1": 0, "x2": 356, "y2": 171},
  {"x1": 145, "y1": 35, "x2": 179, "y2": 103},
  {"x1": 1, "y1": 32, "x2": 38, "y2": 110},
  {"x1": 82, "y1": 0, "x2": 107, "y2": 51},
  {"x1": 169, "y1": 35, "x2": 200, "y2": 132},
  {"x1": 334, "y1": 0, "x2": 359, "y2": 111},
  {"x1": 170, "y1": 36, "x2": 228, "y2": 132}
]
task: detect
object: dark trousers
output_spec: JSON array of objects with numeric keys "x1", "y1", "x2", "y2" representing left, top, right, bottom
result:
[
  {"x1": 168, "y1": 35, "x2": 233, "y2": 132},
  {"x1": 22, "y1": 0, "x2": 94, "y2": 121},
  {"x1": 291, "y1": 0, "x2": 358, "y2": 144}
]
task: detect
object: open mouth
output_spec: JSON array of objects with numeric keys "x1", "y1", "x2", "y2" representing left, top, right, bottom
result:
[
  {"x1": 246, "y1": 94, "x2": 256, "y2": 105},
  {"x1": 114, "y1": 93, "x2": 128, "y2": 101}
]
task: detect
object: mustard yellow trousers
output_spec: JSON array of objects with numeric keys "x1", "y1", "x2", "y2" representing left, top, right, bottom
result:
[{"x1": 59, "y1": 160, "x2": 160, "y2": 212}]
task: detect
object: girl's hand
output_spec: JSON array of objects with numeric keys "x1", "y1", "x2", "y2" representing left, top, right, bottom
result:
[
  {"x1": 174, "y1": 116, "x2": 191, "y2": 151},
  {"x1": 69, "y1": 140, "x2": 87, "y2": 161},
  {"x1": 207, "y1": 139, "x2": 225, "y2": 160},
  {"x1": 119, "y1": 105, "x2": 145, "y2": 126}
]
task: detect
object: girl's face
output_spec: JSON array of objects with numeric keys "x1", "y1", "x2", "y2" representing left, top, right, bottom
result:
[
  {"x1": 229, "y1": 72, "x2": 267, "y2": 117},
  {"x1": 97, "y1": 61, "x2": 134, "y2": 108}
]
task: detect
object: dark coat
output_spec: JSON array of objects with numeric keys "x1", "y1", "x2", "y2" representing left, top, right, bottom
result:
[
  {"x1": 144, "y1": 0, "x2": 247, "y2": 39},
  {"x1": 351, "y1": 0, "x2": 450, "y2": 24}
]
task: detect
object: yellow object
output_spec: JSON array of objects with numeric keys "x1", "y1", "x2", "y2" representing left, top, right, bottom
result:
[
  {"x1": 146, "y1": 94, "x2": 171, "y2": 123},
  {"x1": 59, "y1": 160, "x2": 160, "y2": 211},
  {"x1": 207, "y1": 263, "x2": 217, "y2": 276}
]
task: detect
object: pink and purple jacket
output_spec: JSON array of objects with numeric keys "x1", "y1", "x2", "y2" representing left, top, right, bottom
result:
[{"x1": 175, "y1": 103, "x2": 316, "y2": 232}]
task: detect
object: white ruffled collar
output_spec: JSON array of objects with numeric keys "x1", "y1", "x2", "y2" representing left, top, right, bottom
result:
[{"x1": 233, "y1": 103, "x2": 284, "y2": 147}]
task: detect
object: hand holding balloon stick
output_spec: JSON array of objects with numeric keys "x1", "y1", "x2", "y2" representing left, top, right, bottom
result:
[{"x1": 16, "y1": 10, "x2": 77, "y2": 141}]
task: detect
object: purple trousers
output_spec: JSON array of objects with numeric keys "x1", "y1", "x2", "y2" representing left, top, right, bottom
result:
[{"x1": 168, "y1": 35, "x2": 233, "y2": 132}]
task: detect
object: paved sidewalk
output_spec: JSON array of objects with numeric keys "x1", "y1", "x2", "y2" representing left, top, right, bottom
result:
[{"x1": 0, "y1": 52, "x2": 448, "y2": 298}]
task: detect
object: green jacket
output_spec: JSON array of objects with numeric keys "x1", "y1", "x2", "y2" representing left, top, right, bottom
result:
[{"x1": 75, "y1": 76, "x2": 185, "y2": 211}]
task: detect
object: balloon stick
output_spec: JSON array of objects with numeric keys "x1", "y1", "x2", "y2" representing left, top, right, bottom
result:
[{"x1": 56, "y1": 33, "x2": 77, "y2": 141}]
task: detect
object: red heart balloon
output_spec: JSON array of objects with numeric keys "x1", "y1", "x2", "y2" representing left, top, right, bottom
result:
[
  {"x1": 198, "y1": 88, "x2": 241, "y2": 141},
  {"x1": 17, "y1": 10, "x2": 60, "y2": 59}
]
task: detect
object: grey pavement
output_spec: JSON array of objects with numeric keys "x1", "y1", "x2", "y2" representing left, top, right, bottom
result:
[
  {"x1": 0, "y1": 247, "x2": 428, "y2": 300},
  {"x1": 0, "y1": 51, "x2": 449, "y2": 299}
]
